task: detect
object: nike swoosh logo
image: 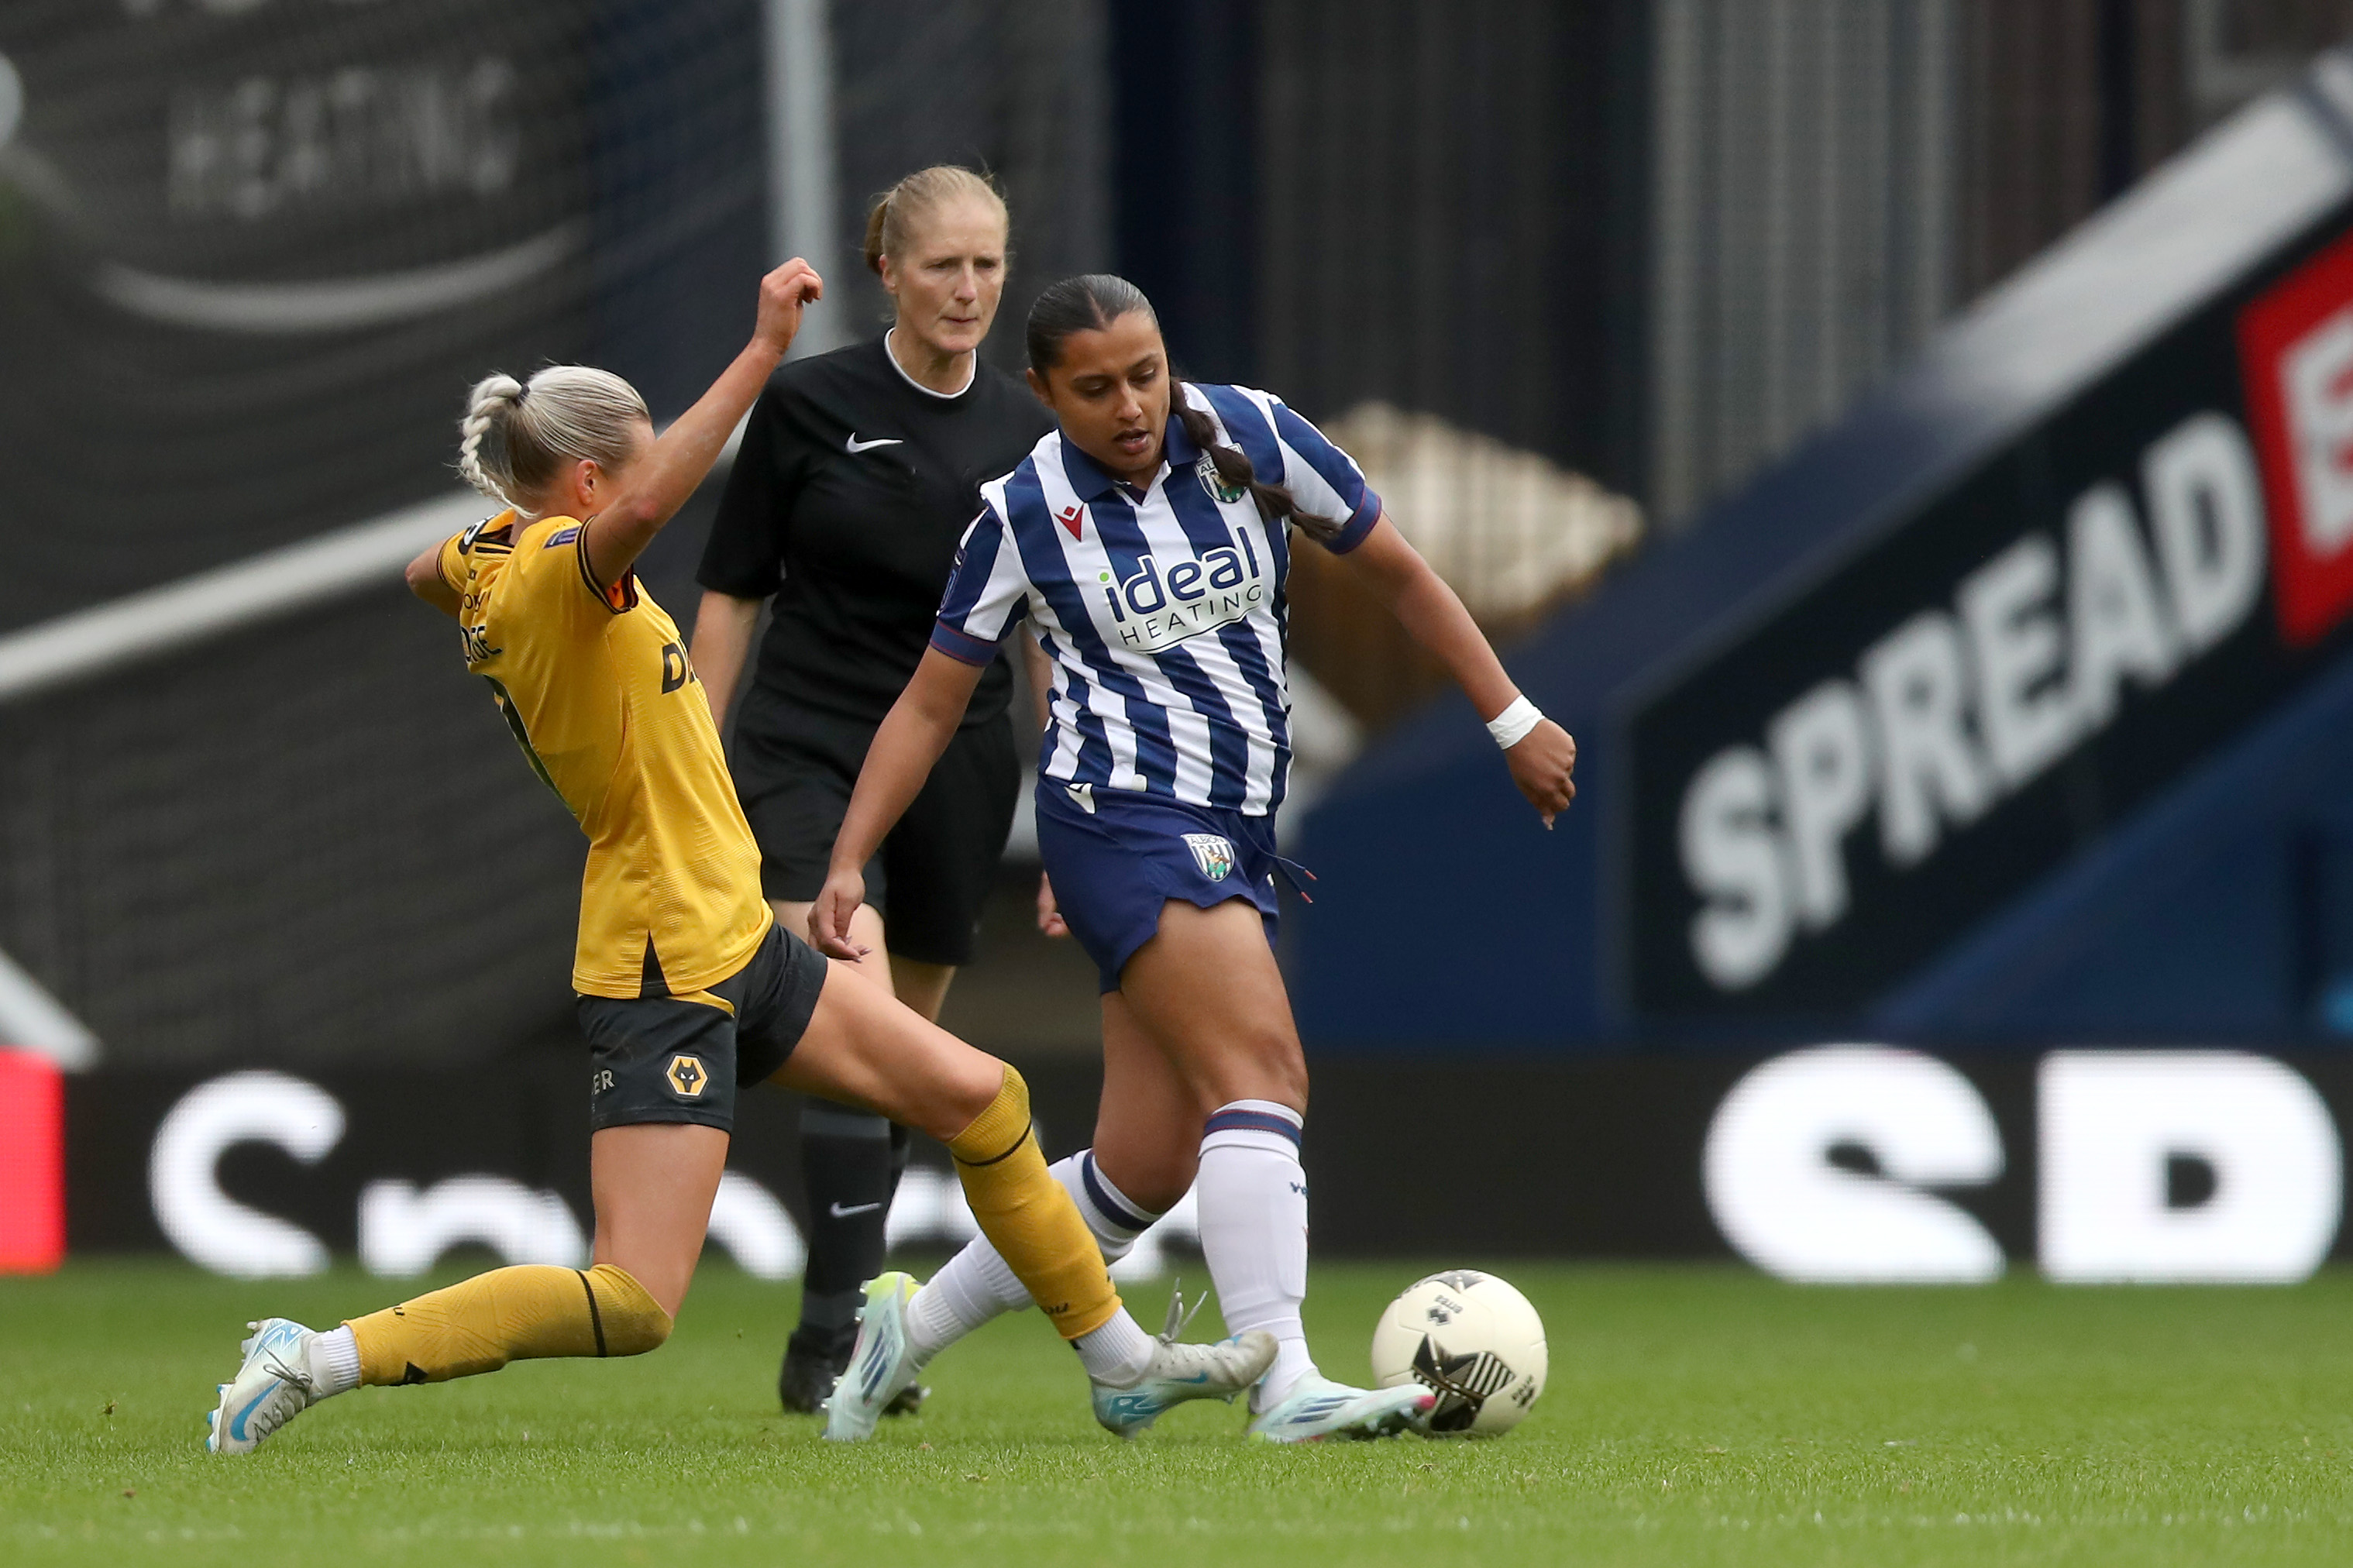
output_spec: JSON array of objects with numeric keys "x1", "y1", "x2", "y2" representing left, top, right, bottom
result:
[
  {"x1": 829, "y1": 1200, "x2": 884, "y2": 1218},
  {"x1": 227, "y1": 1382, "x2": 274, "y2": 1442},
  {"x1": 845, "y1": 435, "x2": 903, "y2": 453}
]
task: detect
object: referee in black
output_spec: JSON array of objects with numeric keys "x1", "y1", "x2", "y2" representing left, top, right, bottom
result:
[{"x1": 690, "y1": 166, "x2": 1052, "y2": 1415}]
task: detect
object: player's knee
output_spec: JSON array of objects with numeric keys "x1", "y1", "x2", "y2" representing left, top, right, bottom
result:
[
  {"x1": 945, "y1": 1060, "x2": 1030, "y2": 1162},
  {"x1": 1271, "y1": 1047, "x2": 1309, "y2": 1112},
  {"x1": 944, "y1": 1053, "x2": 1020, "y2": 1134},
  {"x1": 1192, "y1": 1027, "x2": 1306, "y2": 1112},
  {"x1": 611, "y1": 1312, "x2": 671, "y2": 1357},
  {"x1": 973, "y1": 1058, "x2": 1029, "y2": 1131},
  {"x1": 584, "y1": 1263, "x2": 676, "y2": 1357}
]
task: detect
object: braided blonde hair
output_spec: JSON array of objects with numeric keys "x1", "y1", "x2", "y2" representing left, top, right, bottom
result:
[{"x1": 456, "y1": 365, "x2": 649, "y2": 510}]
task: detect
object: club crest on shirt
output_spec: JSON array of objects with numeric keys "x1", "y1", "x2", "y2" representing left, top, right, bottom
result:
[
  {"x1": 1184, "y1": 834, "x2": 1236, "y2": 882},
  {"x1": 1197, "y1": 452, "x2": 1247, "y2": 506}
]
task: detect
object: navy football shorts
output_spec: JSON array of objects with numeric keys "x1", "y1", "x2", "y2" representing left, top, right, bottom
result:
[{"x1": 1033, "y1": 779, "x2": 1281, "y2": 992}]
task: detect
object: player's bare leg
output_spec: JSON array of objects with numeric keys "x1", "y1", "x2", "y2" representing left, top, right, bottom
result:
[
  {"x1": 1088, "y1": 990, "x2": 1208, "y2": 1209},
  {"x1": 886, "y1": 954, "x2": 955, "y2": 1022},
  {"x1": 764, "y1": 956, "x2": 1001, "y2": 1133},
  {"x1": 590, "y1": 1123, "x2": 729, "y2": 1318},
  {"x1": 1120, "y1": 899, "x2": 1433, "y2": 1441},
  {"x1": 1117, "y1": 899, "x2": 1307, "y2": 1114}
]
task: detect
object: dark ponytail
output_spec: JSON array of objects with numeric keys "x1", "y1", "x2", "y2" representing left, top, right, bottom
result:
[{"x1": 1026, "y1": 275, "x2": 1341, "y2": 545}]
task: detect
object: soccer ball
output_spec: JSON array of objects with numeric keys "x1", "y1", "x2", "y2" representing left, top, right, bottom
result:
[{"x1": 1369, "y1": 1269, "x2": 1547, "y2": 1436}]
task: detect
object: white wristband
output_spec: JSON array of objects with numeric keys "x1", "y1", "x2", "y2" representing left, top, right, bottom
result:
[{"x1": 1486, "y1": 696, "x2": 1543, "y2": 750}]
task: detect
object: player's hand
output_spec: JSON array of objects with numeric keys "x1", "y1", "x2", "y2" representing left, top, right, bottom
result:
[
  {"x1": 752, "y1": 259, "x2": 824, "y2": 357},
  {"x1": 809, "y1": 866, "x2": 872, "y2": 959},
  {"x1": 1036, "y1": 872, "x2": 1069, "y2": 939},
  {"x1": 1506, "y1": 718, "x2": 1577, "y2": 829}
]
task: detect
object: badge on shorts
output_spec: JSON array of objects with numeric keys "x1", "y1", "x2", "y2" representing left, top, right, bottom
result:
[
  {"x1": 665, "y1": 1054, "x2": 709, "y2": 1099},
  {"x1": 1197, "y1": 452, "x2": 1247, "y2": 505},
  {"x1": 1184, "y1": 833, "x2": 1236, "y2": 882}
]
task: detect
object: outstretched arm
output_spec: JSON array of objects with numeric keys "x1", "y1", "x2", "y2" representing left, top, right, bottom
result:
[
  {"x1": 1332, "y1": 514, "x2": 1577, "y2": 825},
  {"x1": 812, "y1": 648, "x2": 990, "y2": 955},
  {"x1": 582, "y1": 259, "x2": 824, "y2": 590}
]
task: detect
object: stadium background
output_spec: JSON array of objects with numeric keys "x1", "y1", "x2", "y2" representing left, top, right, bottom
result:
[{"x1": 7, "y1": 0, "x2": 2353, "y2": 1288}]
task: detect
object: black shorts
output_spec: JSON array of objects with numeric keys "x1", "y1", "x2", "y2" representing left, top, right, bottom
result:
[
  {"x1": 733, "y1": 706, "x2": 1019, "y2": 968},
  {"x1": 577, "y1": 922, "x2": 830, "y2": 1133}
]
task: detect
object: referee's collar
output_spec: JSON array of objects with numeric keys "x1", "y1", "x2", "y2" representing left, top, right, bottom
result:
[{"x1": 1057, "y1": 408, "x2": 1199, "y2": 502}]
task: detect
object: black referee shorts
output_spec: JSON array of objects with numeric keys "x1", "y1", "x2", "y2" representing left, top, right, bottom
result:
[{"x1": 733, "y1": 706, "x2": 1019, "y2": 968}]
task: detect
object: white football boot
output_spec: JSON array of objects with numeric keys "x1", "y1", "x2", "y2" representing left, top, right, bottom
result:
[
  {"x1": 1091, "y1": 1284, "x2": 1278, "y2": 1439},
  {"x1": 822, "y1": 1272, "x2": 924, "y2": 1442},
  {"x1": 1246, "y1": 1374, "x2": 1436, "y2": 1443},
  {"x1": 205, "y1": 1318, "x2": 323, "y2": 1455}
]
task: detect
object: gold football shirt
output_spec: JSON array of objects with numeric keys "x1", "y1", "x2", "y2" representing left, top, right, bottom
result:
[{"x1": 439, "y1": 511, "x2": 772, "y2": 999}]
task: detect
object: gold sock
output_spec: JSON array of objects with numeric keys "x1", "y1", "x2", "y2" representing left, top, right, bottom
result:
[
  {"x1": 347, "y1": 1262, "x2": 673, "y2": 1386},
  {"x1": 949, "y1": 1065, "x2": 1123, "y2": 1340}
]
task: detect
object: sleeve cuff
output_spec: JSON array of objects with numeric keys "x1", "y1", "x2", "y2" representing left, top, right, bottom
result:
[
  {"x1": 1324, "y1": 487, "x2": 1383, "y2": 555},
  {"x1": 930, "y1": 619, "x2": 1001, "y2": 666},
  {"x1": 576, "y1": 524, "x2": 637, "y2": 613}
]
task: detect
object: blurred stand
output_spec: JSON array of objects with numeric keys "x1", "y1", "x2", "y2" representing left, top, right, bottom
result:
[{"x1": 1288, "y1": 404, "x2": 1643, "y2": 734}]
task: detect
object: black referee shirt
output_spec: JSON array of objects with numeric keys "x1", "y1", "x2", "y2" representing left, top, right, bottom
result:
[{"x1": 698, "y1": 336, "x2": 1054, "y2": 736}]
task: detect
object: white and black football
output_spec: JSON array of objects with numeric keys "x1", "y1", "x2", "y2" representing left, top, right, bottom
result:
[{"x1": 1369, "y1": 1269, "x2": 1548, "y2": 1436}]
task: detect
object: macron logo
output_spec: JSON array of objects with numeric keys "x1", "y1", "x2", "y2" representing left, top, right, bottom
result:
[{"x1": 1057, "y1": 504, "x2": 1085, "y2": 541}]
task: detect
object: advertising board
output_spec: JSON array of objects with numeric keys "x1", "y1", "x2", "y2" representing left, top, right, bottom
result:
[
  {"x1": 23, "y1": 1048, "x2": 2353, "y2": 1284},
  {"x1": 1625, "y1": 213, "x2": 2353, "y2": 1020}
]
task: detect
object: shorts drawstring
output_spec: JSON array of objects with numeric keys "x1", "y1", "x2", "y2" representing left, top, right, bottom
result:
[{"x1": 1271, "y1": 854, "x2": 1318, "y2": 905}]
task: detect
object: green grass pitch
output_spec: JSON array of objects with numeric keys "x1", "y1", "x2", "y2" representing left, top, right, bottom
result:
[{"x1": 5, "y1": 1259, "x2": 2353, "y2": 1566}]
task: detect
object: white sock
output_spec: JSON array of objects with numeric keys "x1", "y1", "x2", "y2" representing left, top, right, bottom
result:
[
  {"x1": 1072, "y1": 1310, "x2": 1157, "y2": 1385},
  {"x1": 308, "y1": 1325, "x2": 359, "y2": 1398},
  {"x1": 903, "y1": 1150, "x2": 1161, "y2": 1361},
  {"x1": 902, "y1": 1265, "x2": 977, "y2": 1363},
  {"x1": 1196, "y1": 1100, "x2": 1316, "y2": 1411},
  {"x1": 1065, "y1": 1149, "x2": 1164, "y2": 1264}
]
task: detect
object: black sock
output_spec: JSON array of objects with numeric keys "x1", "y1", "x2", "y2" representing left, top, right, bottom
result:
[
  {"x1": 888, "y1": 1116, "x2": 912, "y2": 1189},
  {"x1": 794, "y1": 1102, "x2": 901, "y2": 1356}
]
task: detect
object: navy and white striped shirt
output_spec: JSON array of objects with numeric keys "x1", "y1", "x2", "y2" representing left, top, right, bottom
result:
[{"x1": 931, "y1": 383, "x2": 1381, "y2": 816}]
